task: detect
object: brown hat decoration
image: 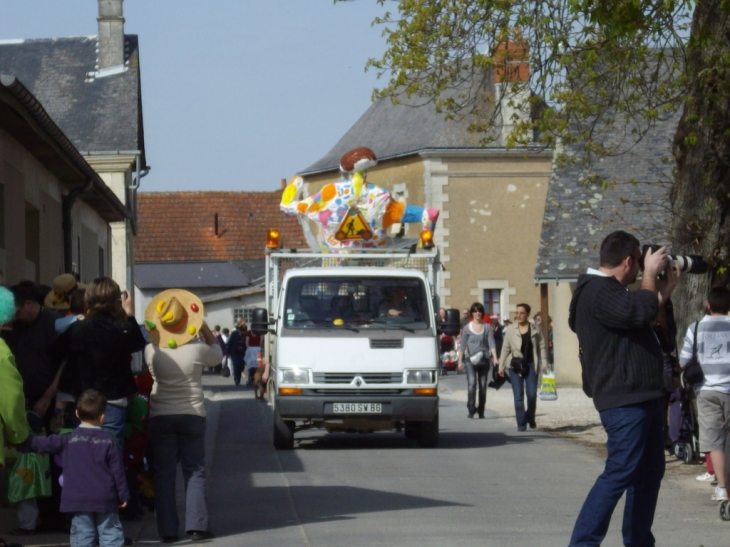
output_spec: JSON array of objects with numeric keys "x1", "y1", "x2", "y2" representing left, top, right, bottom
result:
[{"x1": 144, "y1": 289, "x2": 204, "y2": 348}]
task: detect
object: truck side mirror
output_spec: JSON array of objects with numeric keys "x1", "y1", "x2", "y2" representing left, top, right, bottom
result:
[
  {"x1": 440, "y1": 308, "x2": 461, "y2": 336},
  {"x1": 251, "y1": 308, "x2": 272, "y2": 336}
]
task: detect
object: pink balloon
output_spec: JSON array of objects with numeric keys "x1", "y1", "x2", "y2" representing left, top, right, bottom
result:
[{"x1": 58, "y1": 474, "x2": 64, "y2": 488}]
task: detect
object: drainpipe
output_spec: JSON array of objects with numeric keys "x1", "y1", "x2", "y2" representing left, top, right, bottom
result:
[{"x1": 62, "y1": 181, "x2": 94, "y2": 275}]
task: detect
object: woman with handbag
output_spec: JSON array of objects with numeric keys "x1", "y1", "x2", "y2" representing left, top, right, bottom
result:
[
  {"x1": 458, "y1": 302, "x2": 498, "y2": 419},
  {"x1": 498, "y1": 303, "x2": 548, "y2": 431}
]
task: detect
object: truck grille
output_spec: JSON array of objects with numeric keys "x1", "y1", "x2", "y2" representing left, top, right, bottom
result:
[
  {"x1": 313, "y1": 389, "x2": 404, "y2": 396},
  {"x1": 369, "y1": 339, "x2": 404, "y2": 349},
  {"x1": 312, "y1": 372, "x2": 403, "y2": 384}
]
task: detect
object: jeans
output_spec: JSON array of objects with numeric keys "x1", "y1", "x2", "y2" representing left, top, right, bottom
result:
[
  {"x1": 230, "y1": 355, "x2": 245, "y2": 385},
  {"x1": 465, "y1": 363, "x2": 489, "y2": 416},
  {"x1": 150, "y1": 415, "x2": 209, "y2": 537},
  {"x1": 102, "y1": 403, "x2": 127, "y2": 450},
  {"x1": 508, "y1": 366, "x2": 537, "y2": 428},
  {"x1": 70, "y1": 511, "x2": 124, "y2": 547},
  {"x1": 569, "y1": 399, "x2": 665, "y2": 547}
]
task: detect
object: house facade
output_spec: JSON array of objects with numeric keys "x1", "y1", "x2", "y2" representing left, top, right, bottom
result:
[
  {"x1": 535, "y1": 112, "x2": 679, "y2": 384},
  {"x1": 134, "y1": 191, "x2": 306, "y2": 329},
  {"x1": 0, "y1": 75, "x2": 128, "y2": 285},
  {"x1": 298, "y1": 62, "x2": 552, "y2": 319},
  {"x1": 0, "y1": 0, "x2": 147, "y2": 290}
]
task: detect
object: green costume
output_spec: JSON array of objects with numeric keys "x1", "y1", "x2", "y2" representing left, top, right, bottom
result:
[{"x1": 0, "y1": 338, "x2": 29, "y2": 468}]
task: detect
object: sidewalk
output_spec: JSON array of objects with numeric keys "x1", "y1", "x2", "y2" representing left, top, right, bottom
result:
[{"x1": 439, "y1": 376, "x2": 715, "y2": 495}]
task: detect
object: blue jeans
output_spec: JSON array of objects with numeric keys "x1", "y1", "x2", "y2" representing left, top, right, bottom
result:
[
  {"x1": 508, "y1": 366, "x2": 537, "y2": 428},
  {"x1": 569, "y1": 399, "x2": 665, "y2": 547},
  {"x1": 70, "y1": 511, "x2": 124, "y2": 547},
  {"x1": 150, "y1": 415, "x2": 209, "y2": 537},
  {"x1": 102, "y1": 403, "x2": 126, "y2": 450},
  {"x1": 465, "y1": 363, "x2": 489, "y2": 415}
]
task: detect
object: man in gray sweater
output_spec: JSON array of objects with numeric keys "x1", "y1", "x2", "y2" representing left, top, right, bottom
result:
[{"x1": 568, "y1": 231, "x2": 679, "y2": 547}]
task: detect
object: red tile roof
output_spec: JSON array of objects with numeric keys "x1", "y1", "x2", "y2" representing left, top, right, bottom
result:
[{"x1": 135, "y1": 191, "x2": 307, "y2": 262}]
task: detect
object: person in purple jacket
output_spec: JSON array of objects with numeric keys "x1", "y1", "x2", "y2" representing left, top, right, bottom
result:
[{"x1": 22, "y1": 389, "x2": 129, "y2": 547}]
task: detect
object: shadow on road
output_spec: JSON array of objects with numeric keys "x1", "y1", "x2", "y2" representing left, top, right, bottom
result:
[
  {"x1": 293, "y1": 430, "x2": 534, "y2": 450},
  {"x1": 211, "y1": 485, "x2": 469, "y2": 537}
]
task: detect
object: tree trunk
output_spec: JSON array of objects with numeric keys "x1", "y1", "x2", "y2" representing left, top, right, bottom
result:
[{"x1": 671, "y1": 0, "x2": 730, "y2": 340}]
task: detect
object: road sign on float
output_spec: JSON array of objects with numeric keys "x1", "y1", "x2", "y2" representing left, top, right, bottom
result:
[{"x1": 335, "y1": 207, "x2": 373, "y2": 241}]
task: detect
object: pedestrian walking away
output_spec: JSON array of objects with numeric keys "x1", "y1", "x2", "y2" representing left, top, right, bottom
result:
[
  {"x1": 567, "y1": 230, "x2": 680, "y2": 547},
  {"x1": 498, "y1": 303, "x2": 548, "y2": 431},
  {"x1": 144, "y1": 289, "x2": 221, "y2": 543},
  {"x1": 679, "y1": 286, "x2": 730, "y2": 502},
  {"x1": 458, "y1": 302, "x2": 498, "y2": 419}
]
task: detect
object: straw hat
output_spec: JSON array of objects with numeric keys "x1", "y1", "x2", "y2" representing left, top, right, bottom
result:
[
  {"x1": 144, "y1": 289, "x2": 204, "y2": 348},
  {"x1": 44, "y1": 274, "x2": 85, "y2": 311}
]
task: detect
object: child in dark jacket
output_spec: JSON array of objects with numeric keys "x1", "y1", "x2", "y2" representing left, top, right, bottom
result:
[{"x1": 22, "y1": 389, "x2": 129, "y2": 547}]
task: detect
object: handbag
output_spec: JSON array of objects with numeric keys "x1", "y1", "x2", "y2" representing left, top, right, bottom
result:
[
  {"x1": 6, "y1": 450, "x2": 51, "y2": 503},
  {"x1": 469, "y1": 350, "x2": 485, "y2": 365},
  {"x1": 510, "y1": 357, "x2": 529, "y2": 376},
  {"x1": 221, "y1": 356, "x2": 231, "y2": 378},
  {"x1": 539, "y1": 370, "x2": 558, "y2": 401},
  {"x1": 684, "y1": 321, "x2": 704, "y2": 385}
]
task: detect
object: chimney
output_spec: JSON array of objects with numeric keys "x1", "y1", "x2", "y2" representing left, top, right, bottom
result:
[
  {"x1": 97, "y1": 0, "x2": 125, "y2": 69},
  {"x1": 493, "y1": 30, "x2": 532, "y2": 143}
]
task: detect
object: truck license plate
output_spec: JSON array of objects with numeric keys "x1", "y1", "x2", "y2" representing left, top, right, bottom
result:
[{"x1": 333, "y1": 403, "x2": 382, "y2": 414}]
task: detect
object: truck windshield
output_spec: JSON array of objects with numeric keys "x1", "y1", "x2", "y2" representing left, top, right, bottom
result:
[{"x1": 283, "y1": 276, "x2": 431, "y2": 331}]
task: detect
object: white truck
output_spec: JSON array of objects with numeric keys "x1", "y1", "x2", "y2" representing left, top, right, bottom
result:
[{"x1": 251, "y1": 244, "x2": 460, "y2": 449}]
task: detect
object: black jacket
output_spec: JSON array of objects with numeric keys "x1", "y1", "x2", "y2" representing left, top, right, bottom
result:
[
  {"x1": 569, "y1": 273, "x2": 664, "y2": 411},
  {"x1": 55, "y1": 313, "x2": 146, "y2": 401}
]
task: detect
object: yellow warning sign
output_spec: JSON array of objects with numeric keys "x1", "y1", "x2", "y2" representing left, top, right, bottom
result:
[{"x1": 335, "y1": 207, "x2": 373, "y2": 241}]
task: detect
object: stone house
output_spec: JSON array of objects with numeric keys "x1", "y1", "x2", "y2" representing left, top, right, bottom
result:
[
  {"x1": 0, "y1": 75, "x2": 128, "y2": 285},
  {"x1": 298, "y1": 56, "x2": 552, "y2": 319},
  {"x1": 133, "y1": 191, "x2": 306, "y2": 328},
  {"x1": 535, "y1": 112, "x2": 679, "y2": 383},
  {"x1": 0, "y1": 0, "x2": 147, "y2": 290}
]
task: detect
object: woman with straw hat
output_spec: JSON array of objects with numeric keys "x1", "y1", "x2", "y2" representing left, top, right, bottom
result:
[{"x1": 143, "y1": 289, "x2": 222, "y2": 543}]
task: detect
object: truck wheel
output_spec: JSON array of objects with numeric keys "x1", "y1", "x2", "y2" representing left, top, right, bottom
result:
[
  {"x1": 273, "y1": 409, "x2": 295, "y2": 450},
  {"x1": 404, "y1": 421, "x2": 419, "y2": 440},
  {"x1": 417, "y1": 412, "x2": 439, "y2": 448}
]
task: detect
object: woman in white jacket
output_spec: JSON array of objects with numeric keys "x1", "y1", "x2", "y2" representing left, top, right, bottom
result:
[{"x1": 498, "y1": 303, "x2": 548, "y2": 431}]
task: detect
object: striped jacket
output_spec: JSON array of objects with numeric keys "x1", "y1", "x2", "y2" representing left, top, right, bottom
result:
[{"x1": 680, "y1": 315, "x2": 730, "y2": 394}]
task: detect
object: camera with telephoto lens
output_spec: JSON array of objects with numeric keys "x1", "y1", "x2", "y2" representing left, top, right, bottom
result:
[{"x1": 639, "y1": 244, "x2": 708, "y2": 275}]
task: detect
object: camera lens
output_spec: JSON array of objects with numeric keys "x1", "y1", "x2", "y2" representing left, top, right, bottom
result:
[{"x1": 670, "y1": 255, "x2": 708, "y2": 274}]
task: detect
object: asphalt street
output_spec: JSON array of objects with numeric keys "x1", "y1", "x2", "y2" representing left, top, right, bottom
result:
[
  {"x1": 186, "y1": 374, "x2": 728, "y2": 547},
  {"x1": 3, "y1": 373, "x2": 729, "y2": 547}
]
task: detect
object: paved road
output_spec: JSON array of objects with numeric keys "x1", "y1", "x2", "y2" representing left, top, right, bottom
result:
[
  {"x1": 4, "y1": 373, "x2": 727, "y2": 546},
  {"x1": 188, "y1": 374, "x2": 729, "y2": 547}
]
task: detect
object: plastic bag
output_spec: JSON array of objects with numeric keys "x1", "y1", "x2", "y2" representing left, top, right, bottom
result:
[
  {"x1": 539, "y1": 370, "x2": 558, "y2": 401},
  {"x1": 6, "y1": 451, "x2": 51, "y2": 503}
]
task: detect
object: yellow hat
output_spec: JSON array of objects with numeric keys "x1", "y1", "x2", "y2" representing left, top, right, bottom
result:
[
  {"x1": 144, "y1": 289, "x2": 204, "y2": 348},
  {"x1": 44, "y1": 274, "x2": 86, "y2": 311}
]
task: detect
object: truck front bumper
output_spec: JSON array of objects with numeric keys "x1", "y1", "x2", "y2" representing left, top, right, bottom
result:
[{"x1": 276, "y1": 393, "x2": 438, "y2": 422}]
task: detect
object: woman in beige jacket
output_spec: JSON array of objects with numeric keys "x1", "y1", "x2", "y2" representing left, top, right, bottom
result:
[{"x1": 498, "y1": 303, "x2": 548, "y2": 431}]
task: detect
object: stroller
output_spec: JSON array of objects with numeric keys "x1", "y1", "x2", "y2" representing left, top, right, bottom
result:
[{"x1": 668, "y1": 373, "x2": 701, "y2": 465}]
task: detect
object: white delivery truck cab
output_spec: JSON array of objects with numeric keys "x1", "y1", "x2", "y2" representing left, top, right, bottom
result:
[{"x1": 251, "y1": 245, "x2": 460, "y2": 450}]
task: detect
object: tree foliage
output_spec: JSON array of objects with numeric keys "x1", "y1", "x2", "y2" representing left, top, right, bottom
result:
[{"x1": 339, "y1": 0, "x2": 692, "y2": 156}]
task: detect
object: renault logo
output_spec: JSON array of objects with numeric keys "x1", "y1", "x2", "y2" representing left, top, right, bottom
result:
[{"x1": 355, "y1": 377, "x2": 363, "y2": 387}]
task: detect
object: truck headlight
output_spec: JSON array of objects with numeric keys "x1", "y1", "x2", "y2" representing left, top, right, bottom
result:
[
  {"x1": 280, "y1": 368, "x2": 310, "y2": 384},
  {"x1": 406, "y1": 370, "x2": 435, "y2": 384}
]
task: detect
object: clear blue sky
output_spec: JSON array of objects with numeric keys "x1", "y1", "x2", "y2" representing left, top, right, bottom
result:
[{"x1": 0, "y1": 1, "x2": 393, "y2": 192}]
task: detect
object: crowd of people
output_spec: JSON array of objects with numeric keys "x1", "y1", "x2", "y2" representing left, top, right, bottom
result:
[{"x1": 0, "y1": 275, "x2": 221, "y2": 547}]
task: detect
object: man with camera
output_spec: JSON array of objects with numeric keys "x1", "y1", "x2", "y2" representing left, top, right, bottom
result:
[
  {"x1": 679, "y1": 286, "x2": 730, "y2": 502},
  {"x1": 568, "y1": 230, "x2": 679, "y2": 547}
]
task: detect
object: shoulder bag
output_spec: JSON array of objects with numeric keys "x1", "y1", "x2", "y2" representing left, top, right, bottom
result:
[{"x1": 683, "y1": 321, "x2": 704, "y2": 385}]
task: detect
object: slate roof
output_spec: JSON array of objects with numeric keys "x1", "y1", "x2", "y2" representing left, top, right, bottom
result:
[
  {"x1": 134, "y1": 191, "x2": 308, "y2": 262},
  {"x1": 135, "y1": 261, "x2": 250, "y2": 290},
  {"x1": 300, "y1": 75, "x2": 502, "y2": 175},
  {"x1": 0, "y1": 36, "x2": 146, "y2": 166},
  {"x1": 534, "y1": 112, "x2": 680, "y2": 282}
]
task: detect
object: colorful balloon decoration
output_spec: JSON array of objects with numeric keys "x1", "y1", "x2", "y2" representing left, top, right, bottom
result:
[{"x1": 281, "y1": 147, "x2": 439, "y2": 252}]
